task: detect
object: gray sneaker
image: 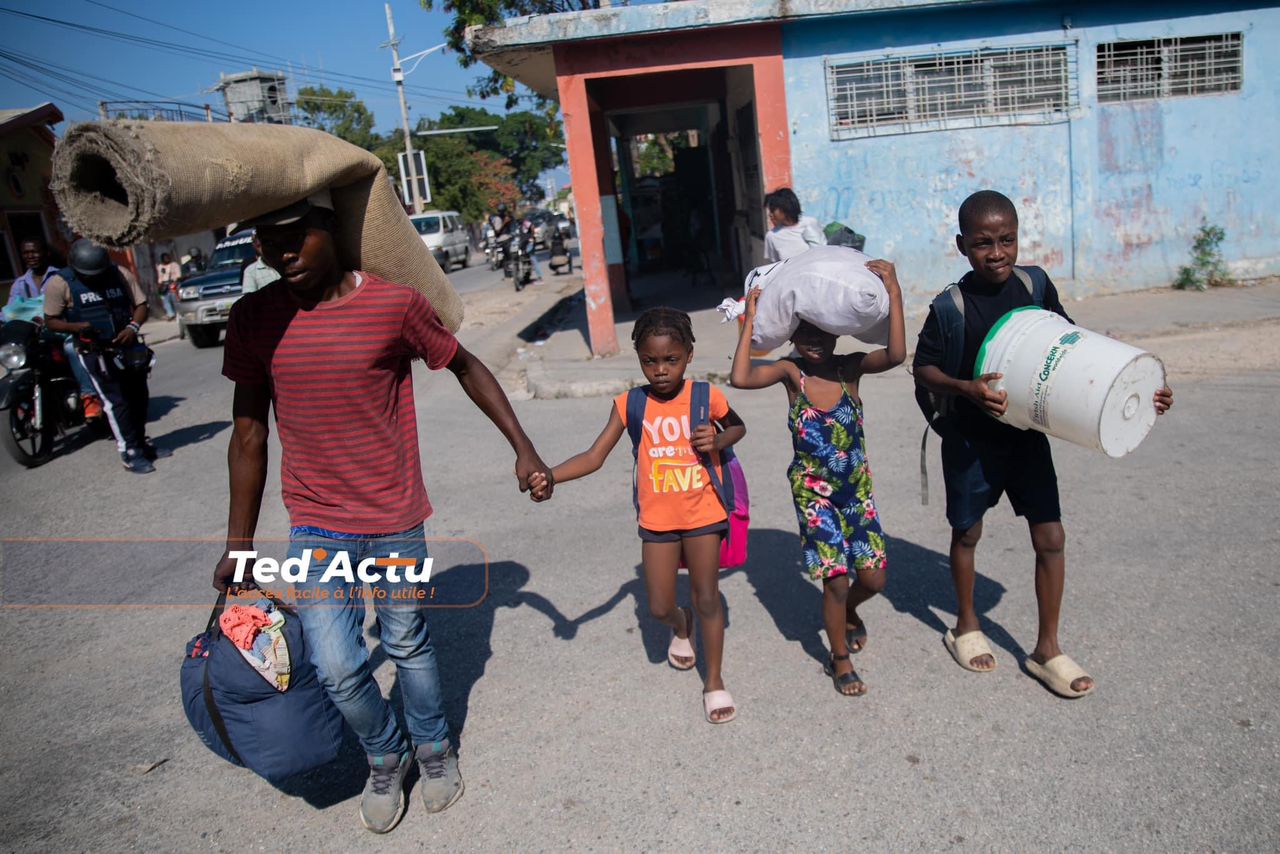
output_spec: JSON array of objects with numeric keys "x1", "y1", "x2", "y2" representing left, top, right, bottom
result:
[
  {"x1": 360, "y1": 751, "x2": 411, "y2": 833},
  {"x1": 416, "y1": 739, "x2": 464, "y2": 813}
]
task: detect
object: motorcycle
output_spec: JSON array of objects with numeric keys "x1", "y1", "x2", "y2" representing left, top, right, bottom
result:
[
  {"x1": 503, "y1": 236, "x2": 534, "y2": 291},
  {"x1": 0, "y1": 319, "x2": 92, "y2": 467},
  {"x1": 548, "y1": 231, "x2": 573, "y2": 275},
  {"x1": 482, "y1": 225, "x2": 503, "y2": 271}
]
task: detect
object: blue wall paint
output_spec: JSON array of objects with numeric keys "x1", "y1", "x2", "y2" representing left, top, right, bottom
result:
[{"x1": 781, "y1": 1, "x2": 1280, "y2": 303}]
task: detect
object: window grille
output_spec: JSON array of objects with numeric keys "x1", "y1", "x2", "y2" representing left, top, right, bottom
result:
[
  {"x1": 827, "y1": 43, "x2": 1076, "y2": 139},
  {"x1": 1097, "y1": 33, "x2": 1242, "y2": 103}
]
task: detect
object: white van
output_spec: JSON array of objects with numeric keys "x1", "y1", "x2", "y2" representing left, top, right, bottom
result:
[{"x1": 410, "y1": 210, "x2": 469, "y2": 270}]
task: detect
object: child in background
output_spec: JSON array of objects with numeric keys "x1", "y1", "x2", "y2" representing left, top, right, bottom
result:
[
  {"x1": 912, "y1": 190, "x2": 1173, "y2": 698},
  {"x1": 763, "y1": 188, "x2": 825, "y2": 262},
  {"x1": 530, "y1": 308, "x2": 746, "y2": 723},
  {"x1": 730, "y1": 260, "x2": 905, "y2": 696}
]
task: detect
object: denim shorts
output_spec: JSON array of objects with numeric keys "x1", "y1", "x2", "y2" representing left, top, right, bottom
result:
[
  {"x1": 638, "y1": 521, "x2": 729, "y2": 543},
  {"x1": 941, "y1": 429, "x2": 1061, "y2": 531}
]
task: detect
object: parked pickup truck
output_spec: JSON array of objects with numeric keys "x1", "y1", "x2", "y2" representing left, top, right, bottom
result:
[{"x1": 176, "y1": 230, "x2": 256, "y2": 348}]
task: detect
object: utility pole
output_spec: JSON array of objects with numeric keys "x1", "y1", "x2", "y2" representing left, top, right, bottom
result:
[{"x1": 384, "y1": 3, "x2": 423, "y2": 214}]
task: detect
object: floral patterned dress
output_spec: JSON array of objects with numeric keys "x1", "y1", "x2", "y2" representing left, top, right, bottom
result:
[{"x1": 787, "y1": 371, "x2": 887, "y2": 581}]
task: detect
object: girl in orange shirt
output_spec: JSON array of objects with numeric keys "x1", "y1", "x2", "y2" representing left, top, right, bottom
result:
[{"x1": 529, "y1": 308, "x2": 746, "y2": 724}]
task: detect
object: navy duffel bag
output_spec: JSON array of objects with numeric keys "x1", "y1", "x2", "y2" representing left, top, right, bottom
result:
[{"x1": 181, "y1": 594, "x2": 345, "y2": 784}]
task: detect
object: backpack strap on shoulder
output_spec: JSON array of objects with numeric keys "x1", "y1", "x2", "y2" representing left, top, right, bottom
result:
[
  {"x1": 918, "y1": 283, "x2": 965, "y2": 506},
  {"x1": 688, "y1": 381, "x2": 735, "y2": 513},
  {"x1": 1012, "y1": 266, "x2": 1047, "y2": 306},
  {"x1": 626, "y1": 387, "x2": 648, "y2": 516}
]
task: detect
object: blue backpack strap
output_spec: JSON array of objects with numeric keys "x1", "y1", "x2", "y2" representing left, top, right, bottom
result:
[
  {"x1": 689, "y1": 381, "x2": 735, "y2": 513},
  {"x1": 625, "y1": 387, "x2": 648, "y2": 515},
  {"x1": 933, "y1": 284, "x2": 966, "y2": 380},
  {"x1": 1012, "y1": 265, "x2": 1046, "y2": 306}
]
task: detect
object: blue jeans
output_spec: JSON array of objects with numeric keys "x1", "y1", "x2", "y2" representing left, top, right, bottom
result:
[
  {"x1": 287, "y1": 523, "x2": 448, "y2": 756},
  {"x1": 61, "y1": 338, "x2": 95, "y2": 397},
  {"x1": 160, "y1": 290, "x2": 176, "y2": 318}
]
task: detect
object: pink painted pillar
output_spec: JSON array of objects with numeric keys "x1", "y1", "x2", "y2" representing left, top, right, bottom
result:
[
  {"x1": 557, "y1": 73, "x2": 620, "y2": 357},
  {"x1": 752, "y1": 54, "x2": 793, "y2": 192}
]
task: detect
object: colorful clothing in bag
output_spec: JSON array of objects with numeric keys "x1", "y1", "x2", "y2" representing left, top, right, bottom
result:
[{"x1": 787, "y1": 371, "x2": 887, "y2": 581}]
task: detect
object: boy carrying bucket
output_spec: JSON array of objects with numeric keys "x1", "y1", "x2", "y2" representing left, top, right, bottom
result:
[{"x1": 912, "y1": 190, "x2": 1173, "y2": 698}]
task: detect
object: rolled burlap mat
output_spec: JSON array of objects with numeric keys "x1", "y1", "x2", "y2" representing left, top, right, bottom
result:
[{"x1": 51, "y1": 121, "x2": 463, "y2": 331}]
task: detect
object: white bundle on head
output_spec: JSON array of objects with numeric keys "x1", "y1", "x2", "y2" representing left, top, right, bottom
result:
[{"x1": 743, "y1": 245, "x2": 890, "y2": 351}]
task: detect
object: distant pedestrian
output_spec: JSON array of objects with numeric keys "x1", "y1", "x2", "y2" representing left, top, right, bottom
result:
[
  {"x1": 155, "y1": 252, "x2": 181, "y2": 320},
  {"x1": 238, "y1": 235, "x2": 279, "y2": 294},
  {"x1": 912, "y1": 190, "x2": 1174, "y2": 698},
  {"x1": 729, "y1": 259, "x2": 905, "y2": 696},
  {"x1": 213, "y1": 190, "x2": 553, "y2": 834},
  {"x1": 763, "y1": 187, "x2": 825, "y2": 263},
  {"x1": 529, "y1": 308, "x2": 747, "y2": 724}
]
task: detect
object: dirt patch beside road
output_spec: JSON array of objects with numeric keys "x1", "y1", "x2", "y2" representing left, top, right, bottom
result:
[{"x1": 1133, "y1": 318, "x2": 1280, "y2": 381}]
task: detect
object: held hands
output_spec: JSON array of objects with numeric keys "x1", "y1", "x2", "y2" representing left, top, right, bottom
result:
[
  {"x1": 691, "y1": 423, "x2": 718, "y2": 454},
  {"x1": 865, "y1": 259, "x2": 902, "y2": 295},
  {"x1": 527, "y1": 469, "x2": 554, "y2": 502},
  {"x1": 966, "y1": 372, "x2": 1009, "y2": 418},
  {"x1": 1154, "y1": 386, "x2": 1174, "y2": 415},
  {"x1": 516, "y1": 451, "x2": 554, "y2": 503}
]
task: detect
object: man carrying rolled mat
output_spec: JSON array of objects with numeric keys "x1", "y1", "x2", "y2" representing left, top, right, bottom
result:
[{"x1": 212, "y1": 190, "x2": 554, "y2": 834}]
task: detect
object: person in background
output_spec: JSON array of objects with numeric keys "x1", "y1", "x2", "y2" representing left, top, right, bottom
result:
[
  {"x1": 239, "y1": 235, "x2": 280, "y2": 294},
  {"x1": 5, "y1": 236, "x2": 103, "y2": 420},
  {"x1": 44, "y1": 240, "x2": 166, "y2": 473},
  {"x1": 763, "y1": 188, "x2": 825, "y2": 263},
  {"x1": 155, "y1": 252, "x2": 181, "y2": 320},
  {"x1": 181, "y1": 246, "x2": 206, "y2": 278},
  {"x1": 7, "y1": 236, "x2": 58, "y2": 307}
]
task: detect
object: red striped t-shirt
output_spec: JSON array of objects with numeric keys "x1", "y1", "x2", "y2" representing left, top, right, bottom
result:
[{"x1": 222, "y1": 273, "x2": 459, "y2": 533}]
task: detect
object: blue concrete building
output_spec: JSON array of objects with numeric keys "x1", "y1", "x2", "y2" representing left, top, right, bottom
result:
[
  {"x1": 782, "y1": 0, "x2": 1279, "y2": 296},
  {"x1": 473, "y1": 0, "x2": 1278, "y2": 351}
]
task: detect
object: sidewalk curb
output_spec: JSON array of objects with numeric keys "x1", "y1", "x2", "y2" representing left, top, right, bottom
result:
[{"x1": 525, "y1": 360, "x2": 731, "y2": 399}]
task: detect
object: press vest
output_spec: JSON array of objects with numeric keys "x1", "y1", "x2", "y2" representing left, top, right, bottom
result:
[{"x1": 61, "y1": 266, "x2": 135, "y2": 338}]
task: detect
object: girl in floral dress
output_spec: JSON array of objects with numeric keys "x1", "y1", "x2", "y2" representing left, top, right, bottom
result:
[{"x1": 730, "y1": 260, "x2": 905, "y2": 695}]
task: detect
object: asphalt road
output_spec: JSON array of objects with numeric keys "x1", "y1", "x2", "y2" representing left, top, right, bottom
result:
[{"x1": 0, "y1": 313, "x2": 1276, "y2": 850}]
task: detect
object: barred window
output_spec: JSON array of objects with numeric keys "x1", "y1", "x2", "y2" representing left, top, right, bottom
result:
[
  {"x1": 1097, "y1": 34, "x2": 1242, "y2": 103},
  {"x1": 827, "y1": 44, "x2": 1077, "y2": 139}
]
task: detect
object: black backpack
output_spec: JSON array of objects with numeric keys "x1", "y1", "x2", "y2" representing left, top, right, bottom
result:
[{"x1": 914, "y1": 266, "x2": 1047, "y2": 502}]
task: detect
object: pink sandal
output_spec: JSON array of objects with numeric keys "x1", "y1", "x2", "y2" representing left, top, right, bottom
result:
[
  {"x1": 667, "y1": 606, "x2": 696, "y2": 670},
  {"x1": 702, "y1": 689, "x2": 736, "y2": 724}
]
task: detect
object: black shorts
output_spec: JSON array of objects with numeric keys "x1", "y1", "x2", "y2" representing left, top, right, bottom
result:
[
  {"x1": 637, "y1": 521, "x2": 729, "y2": 543},
  {"x1": 941, "y1": 429, "x2": 1061, "y2": 531}
]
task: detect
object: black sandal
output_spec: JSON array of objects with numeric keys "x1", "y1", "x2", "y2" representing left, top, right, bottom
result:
[{"x1": 824, "y1": 653, "x2": 866, "y2": 697}]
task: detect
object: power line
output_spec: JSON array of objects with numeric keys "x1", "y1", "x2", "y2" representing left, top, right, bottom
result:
[{"x1": 68, "y1": 0, "x2": 495, "y2": 105}]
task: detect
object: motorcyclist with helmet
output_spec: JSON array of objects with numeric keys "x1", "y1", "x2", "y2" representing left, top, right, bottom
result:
[
  {"x1": 43, "y1": 239, "x2": 167, "y2": 474},
  {"x1": 488, "y1": 203, "x2": 515, "y2": 274}
]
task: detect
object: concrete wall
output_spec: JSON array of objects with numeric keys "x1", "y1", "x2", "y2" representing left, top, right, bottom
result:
[{"x1": 782, "y1": 0, "x2": 1280, "y2": 302}]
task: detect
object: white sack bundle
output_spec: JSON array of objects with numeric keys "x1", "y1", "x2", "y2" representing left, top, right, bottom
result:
[{"x1": 743, "y1": 245, "x2": 890, "y2": 351}]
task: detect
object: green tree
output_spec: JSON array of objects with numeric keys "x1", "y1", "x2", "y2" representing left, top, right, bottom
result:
[
  {"x1": 294, "y1": 85, "x2": 379, "y2": 150},
  {"x1": 426, "y1": 106, "x2": 563, "y2": 200},
  {"x1": 420, "y1": 1, "x2": 598, "y2": 108}
]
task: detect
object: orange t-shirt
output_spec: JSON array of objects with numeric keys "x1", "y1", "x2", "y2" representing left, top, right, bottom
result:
[{"x1": 614, "y1": 383, "x2": 730, "y2": 532}]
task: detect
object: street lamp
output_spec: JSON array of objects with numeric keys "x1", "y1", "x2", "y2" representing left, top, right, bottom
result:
[{"x1": 382, "y1": 2, "x2": 446, "y2": 214}]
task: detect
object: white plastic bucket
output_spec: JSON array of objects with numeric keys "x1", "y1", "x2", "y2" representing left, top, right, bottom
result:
[{"x1": 975, "y1": 308, "x2": 1166, "y2": 457}]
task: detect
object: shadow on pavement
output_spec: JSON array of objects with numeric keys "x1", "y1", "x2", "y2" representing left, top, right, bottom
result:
[
  {"x1": 148, "y1": 394, "x2": 185, "y2": 421},
  {"x1": 152, "y1": 420, "x2": 232, "y2": 454},
  {"x1": 728, "y1": 527, "x2": 1023, "y2": 666},
  {"x1": 561, "y1": 560, "x2": 732, "y2": 680}
]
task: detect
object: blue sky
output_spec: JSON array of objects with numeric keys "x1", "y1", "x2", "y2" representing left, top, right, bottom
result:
[{"x1": 0, "y1": 0, "x2": 518, "y2": 133}]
